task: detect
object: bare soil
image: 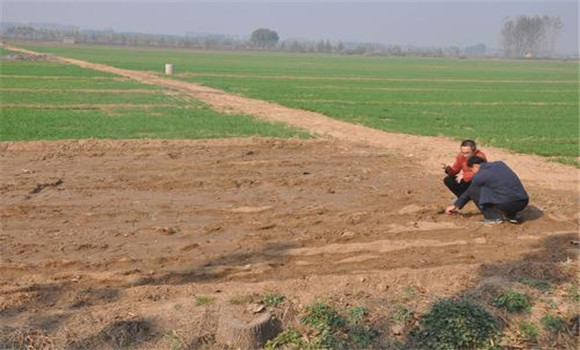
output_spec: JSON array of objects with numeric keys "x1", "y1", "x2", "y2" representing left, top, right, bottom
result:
[
  {"x1": 1, "y1": 45, "x2": 579, "y2": 349},
  {"x1": 1, "y1": 138, "x2": 578, "y2": 348}
]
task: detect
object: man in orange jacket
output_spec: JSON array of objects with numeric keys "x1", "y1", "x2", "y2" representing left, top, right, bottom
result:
[{"x1": 442, "y1": 139, "x2": 487, "y2": 198}]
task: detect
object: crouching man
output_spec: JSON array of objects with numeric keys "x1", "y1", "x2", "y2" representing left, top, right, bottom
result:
[
  {"x1": 443, "y1": 139, "x2": 486, "y2": 198},
  {"x1": 445, "y1": 156, "x2": 529, "y2": 224}
]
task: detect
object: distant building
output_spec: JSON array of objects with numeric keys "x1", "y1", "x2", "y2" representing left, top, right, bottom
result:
[{"x1": 63, "y1": 37, "x2": 76, "y2": 44}]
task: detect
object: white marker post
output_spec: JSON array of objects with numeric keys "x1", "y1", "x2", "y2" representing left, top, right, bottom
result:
[{"x1": 165, "y1": 63, "x2": 174, "y2": 75}]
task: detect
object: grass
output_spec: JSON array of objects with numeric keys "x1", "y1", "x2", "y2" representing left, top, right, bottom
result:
[
  {"x1": 14, "y1": 42, "x2": 579, "y2": 163},
  {"x1": 0, "y1": 107, "x2": 309, "y2": 141},
  {"x1": 0, "y1": 52, "x2": 310, "y2": 141},
  {"x1": 1, "y1": 76, "x2": 160, "y2": 90}
]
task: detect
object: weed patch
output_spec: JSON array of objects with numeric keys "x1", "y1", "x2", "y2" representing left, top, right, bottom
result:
[
  {"x1": 540, "y1": 314, "x2": 565, "y2": 332},
  {"x1": 492, "y1": 290, "x2": 531, "y2": 313},
  {"x1": 261, "y1": 292, "x2": 285, "y2": 307},
  {"x1": 411, "y1": 298, "x2": 500, "y2": 350},
  {"x1": 519, "y1": 321, "x2": 539, "y2": 342}
]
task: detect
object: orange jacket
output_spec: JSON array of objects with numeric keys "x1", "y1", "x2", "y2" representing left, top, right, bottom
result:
[{"x1": 445, "y1": 150, "x2": 487, "y2": 183}]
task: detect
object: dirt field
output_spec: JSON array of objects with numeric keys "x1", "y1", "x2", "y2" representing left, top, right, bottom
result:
[
  {"x1": 1, "y1": 137, "x2": 578, "y2": 348},
  {"x1": 1, "y1": 45, "x2": 579, "y2": 349}
]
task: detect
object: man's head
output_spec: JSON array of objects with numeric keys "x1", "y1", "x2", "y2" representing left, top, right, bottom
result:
[
  {"x1": 460, "y1": 139, "x2": 477, "y2": 159},
  {"x1": 467, "y1": 156, "x2": 486, "y2": 174}
]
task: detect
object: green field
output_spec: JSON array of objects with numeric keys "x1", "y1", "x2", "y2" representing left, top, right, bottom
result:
[
  {"x1": 6, "y1": 43, "x2": 580, "y2": 164},
  {"x1": 0, "y1": 47, "x2": 310, "y2": 141}
]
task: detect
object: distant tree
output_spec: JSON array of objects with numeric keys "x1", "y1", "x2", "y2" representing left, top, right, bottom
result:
[
  {"x1": 250, "y1": 28, "x2": 279, "y2": 48},
  {"x1": 501, "y1": 15, "x2": 562, "y2": 58}
]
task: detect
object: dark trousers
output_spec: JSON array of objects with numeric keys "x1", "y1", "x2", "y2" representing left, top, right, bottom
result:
[
  {"x1": 480, "y1": 199, "x2": 529, "y2": 220},
  {"x1": 444, "y1": 175, "x2": 470, "y2": 197}
]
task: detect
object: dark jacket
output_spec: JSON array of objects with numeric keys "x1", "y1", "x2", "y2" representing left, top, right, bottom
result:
[{"x1": 455, "y1": 161, "x2": 528, "y2": 209}]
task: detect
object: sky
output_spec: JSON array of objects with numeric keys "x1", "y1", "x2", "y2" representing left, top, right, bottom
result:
[{"x1": 2, "y1": 1, "x2": 578, "y2": 54}]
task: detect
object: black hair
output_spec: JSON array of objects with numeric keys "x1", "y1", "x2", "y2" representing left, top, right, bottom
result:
[
  {"x1": 467, "y1": 156, "x2": 486, "y2": 167},
  {"x1": 461, "y1": 139, "x2": 477, "y2": 151}
]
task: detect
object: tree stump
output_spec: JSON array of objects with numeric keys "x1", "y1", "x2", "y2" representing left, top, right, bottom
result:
[{"x1": 216, "y1": 310, "x2": 282, "y2": 349}]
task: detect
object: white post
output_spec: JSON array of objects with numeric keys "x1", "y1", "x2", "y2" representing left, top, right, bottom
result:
[{"x1": 165, "y1": 63, "x2": 174, "y2": 75}]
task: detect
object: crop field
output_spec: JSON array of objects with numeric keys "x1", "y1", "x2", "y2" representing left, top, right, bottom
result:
[
  {"x1": 1, "y1": 43, "x2": 578, "y2": 349},
  {"x1": 0, "y1": 47, "x2": 309, "y2": 141},
  {"x1": 17, "y1": 43, "x2": 580, "y2": 164}
]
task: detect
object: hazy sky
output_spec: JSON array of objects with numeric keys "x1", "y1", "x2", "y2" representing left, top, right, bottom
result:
[{"x1": 2, "y1": 1, "x2": 578, "y2": 54}]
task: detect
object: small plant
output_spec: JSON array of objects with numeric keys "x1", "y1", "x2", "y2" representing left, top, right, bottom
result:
[
  {"x1": 391, "y1": 306, "x2": 414, "y2": 323},
  {"x1": 403, "y1": 286, "x2": 418, "y2": 299},
  {"x1": 173, "y1": 303, "x2": 182, "y2": 311},
  {"x1": 519, "y1": 321, "x2": 539, "y2": 341},
  {"x1": 411, "y1": 298, "x2": 500, "y2": 350},
  {"x1": 194, "y1": 295, "x2": 213, "y2": 306},
  {"x1": 347, "y1": 306, "x2": 369, "y2": 325},
  {"x1": 493, "y1": 290, "x2": 531, "y2": 313},
  {"x1": 540, "y1": 314, "x2": 565, "y2": 332},
  {"x1": 261, "y1": 292, "x2": 285, "y2": 307},
  {"x1": 518, "y1": 278, "x2": 552, "y2": 292},
  {"x1": 264, "y1": 328, "x2": 304, "y2": 350},
  {"x1": 300, "y1": 302, "x2": 345, "y2": 331}
]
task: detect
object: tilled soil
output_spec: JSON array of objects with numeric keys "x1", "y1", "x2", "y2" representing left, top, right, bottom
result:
[{"x1": 1, "y1": 138, "x2": 578, "y2": 348}]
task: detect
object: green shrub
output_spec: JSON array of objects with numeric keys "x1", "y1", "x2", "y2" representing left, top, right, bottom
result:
[
  {"x1": 540, "y1": 314, "x2": 565, "y2": 332},
  {"x1": 493, "y1": 291, "x2": 531, "y2": 313},
  {"x1": 519, "y1": 321, "x2": 539, "y2": 341},
  {"x1": 411, "y1": 298, "x2": 500, "y2": 350}
]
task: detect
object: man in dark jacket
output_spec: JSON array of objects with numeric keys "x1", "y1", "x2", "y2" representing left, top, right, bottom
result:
[
  {"x1": 443, "y1": 139, "x2": 487, "y2": 198},
  {"x1": 445, "y1": 157, "x2": 529, "y2": 224}
]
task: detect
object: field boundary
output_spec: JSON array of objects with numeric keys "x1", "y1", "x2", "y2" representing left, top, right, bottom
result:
[{"x1": 4, "y1": 44, "x2": 578, "y2": 193}]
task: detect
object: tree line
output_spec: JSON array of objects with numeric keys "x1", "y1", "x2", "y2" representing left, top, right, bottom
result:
[{"x1": 1, "y1": 17, "x2": 565, "y2": 58}]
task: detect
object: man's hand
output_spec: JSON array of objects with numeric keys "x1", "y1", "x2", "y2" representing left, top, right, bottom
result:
[
  {"x1": 445, "y1": 205, "x2": 458, "y2": 215},
  {"x1": 455, "y1": 173, "x2": 464, "y2": 183}
]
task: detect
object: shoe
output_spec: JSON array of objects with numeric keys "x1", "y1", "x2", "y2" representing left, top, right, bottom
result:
[
  {"x1": 506, "y1": 215, "x2": 519, "y2": 224},
  {"x1": 477, "y1": 218, "x2": 503, "y2": 225}
]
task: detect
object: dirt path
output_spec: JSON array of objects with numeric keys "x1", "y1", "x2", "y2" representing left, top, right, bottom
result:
[{"x1": 5, "y1": 45, "x2": 578, "y2": 193}]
